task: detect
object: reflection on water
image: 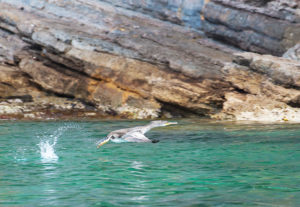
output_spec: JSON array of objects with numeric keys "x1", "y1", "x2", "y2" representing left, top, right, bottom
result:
[
  {"x1": 131, "y1": 161, "x2": 144, "y2": 170},
  {"x1": 14, "y1": 147, "x2": 28, "y2": 162},
  {"x1": 41, "y1": 164, "x2": 59, "y2": 206}
]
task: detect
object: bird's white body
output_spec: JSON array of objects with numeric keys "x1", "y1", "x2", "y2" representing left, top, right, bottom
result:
[
  {"x1": 96, "y1": 120, "x2": 177, "y2": 148},
  {"x1": 111, "y1": 138, "x2": 127, "y2": 143}
]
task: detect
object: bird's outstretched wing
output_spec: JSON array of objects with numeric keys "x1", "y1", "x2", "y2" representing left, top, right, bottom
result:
[
  {"x1": 122, "y1": 131, "x2": 151, "y2": 142},
  {"x1": 108, "y1": 126, "x2": 143, "y2": 138}
]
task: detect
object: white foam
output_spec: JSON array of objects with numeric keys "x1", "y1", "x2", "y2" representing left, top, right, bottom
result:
[
  {"x1": 37, "y1": 124, "x2": 80, "y2": 163},
  {"x1": 39, "y1": 140, "x2": 58, "y2": 163}
]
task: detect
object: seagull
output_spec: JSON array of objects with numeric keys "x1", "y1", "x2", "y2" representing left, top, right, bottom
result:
[{"x1": 96, "y1": 120, "x2": 177, "y2": 148}]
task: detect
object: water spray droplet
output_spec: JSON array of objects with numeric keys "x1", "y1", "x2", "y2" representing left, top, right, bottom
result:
[
  {"x1": 38, "y1": 124, "x2": 80, "y2": 163},
  {"x1": 39, "y1": 140, "x2": 58, "y2": 163}
]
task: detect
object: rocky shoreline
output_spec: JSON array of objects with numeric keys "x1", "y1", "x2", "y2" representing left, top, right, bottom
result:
[{"x1": 0, "y1": 0, "x2": 300, "y2": 121}]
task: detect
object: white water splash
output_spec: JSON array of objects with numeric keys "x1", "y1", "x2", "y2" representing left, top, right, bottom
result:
[
  {"x1": 39, "y1": 140, "x2": 58, "y2": 163},
  {"x1": 38, "y1": 124, "x2": 77, "y2": 163}
]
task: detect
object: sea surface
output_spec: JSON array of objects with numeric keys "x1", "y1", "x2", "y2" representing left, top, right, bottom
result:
[{"x1": 0, "y1": 120, "x2": 300, "y2": 207}]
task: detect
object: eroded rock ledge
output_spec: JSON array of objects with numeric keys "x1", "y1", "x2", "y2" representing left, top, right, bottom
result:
[
  {"x1": 0, "y1": 1, "x2": 235, "y2": 119},
  {"x1": 0, "y1": 0, "x2": 300, "y2": 121},
  {"x1": 218, "y1": 52, "x2": 300, "y2": 122}
]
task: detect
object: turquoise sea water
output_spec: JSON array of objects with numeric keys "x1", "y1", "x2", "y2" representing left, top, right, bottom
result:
[{"x1": 0, "y1": 120, "x2": 300, "y2": 207}]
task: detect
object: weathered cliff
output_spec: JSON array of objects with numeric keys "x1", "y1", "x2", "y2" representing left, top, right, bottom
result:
[
  {"x1": 0, "y1": 0, "x2": 300, "y2": 121},
  {"x1": 0, "y1": 1, "x2": 235, "y2": 119},
  {"x1": 203, "y1": 0, "x2": 300, "y2": 55},
  {"x1": 218, "y1": 52, "x2": 300, "y2": 122}
]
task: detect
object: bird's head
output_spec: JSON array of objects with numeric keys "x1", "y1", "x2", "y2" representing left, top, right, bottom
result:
[{"x1": 150, "y1": 120, "x2": 178, "y2": 127}]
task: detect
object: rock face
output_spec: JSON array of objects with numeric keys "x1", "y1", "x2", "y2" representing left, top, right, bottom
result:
[
  {"x1": 283, "y1": 43, "x2": 300, "y2": 61},
  {"x1": 203, "y1": 0, "x2": 300, "y2": 55},
  {"x1": 102, "y1": 0, "x2": 206, "y2": 29},
  {"x1": 0, "y1": 0, "x2": 235, "y2": 119},
  {"x1": 217, "y1": 53, "x2": 300, "y2": 122},
  {"x1": 0, "y1": 0, "x2": 300, "y2": 121}
]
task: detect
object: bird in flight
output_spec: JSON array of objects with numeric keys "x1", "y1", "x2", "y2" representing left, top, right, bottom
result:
[{"x1": 96, "y1": 120, "x2": 177, "y2": 148}]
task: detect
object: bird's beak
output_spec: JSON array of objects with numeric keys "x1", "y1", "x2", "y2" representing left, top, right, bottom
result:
[
  {"x1": 165, "y1": 121, "x2": 178, "y2": 126},
  {"x1": 96, "y1": 137, "x2": 111, "y2": 148}
]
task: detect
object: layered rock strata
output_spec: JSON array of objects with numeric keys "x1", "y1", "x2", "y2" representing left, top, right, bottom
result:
[
  {"x1": 203, "y1": 0, "x2": 300, "y2": 55},
  {"x1": 0, "y1": 0, "x2": 300, "y2": 121},
  {"x1": 217, "y1": 52, "x2": 300, "y2": 122},
  {"x1": 0, "y1": 1, "x2": 235, "y2": 119},
  {"x1": 101, "y1": 0, "x2": 205, "y2": 29}
]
